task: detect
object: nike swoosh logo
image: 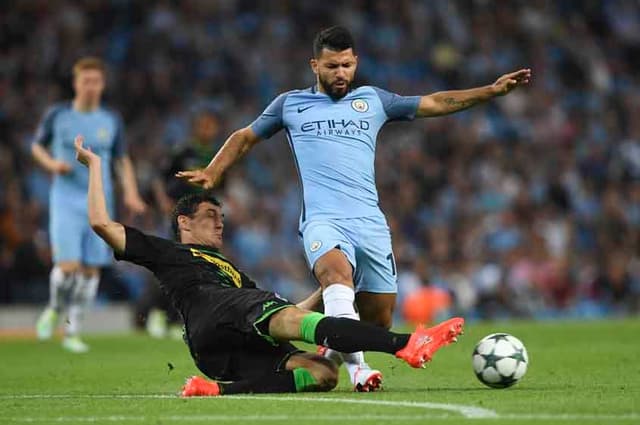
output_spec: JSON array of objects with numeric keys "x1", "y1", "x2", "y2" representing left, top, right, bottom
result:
[{"x1": 297, "y1": 105, "x2": 314, "y2": 113}]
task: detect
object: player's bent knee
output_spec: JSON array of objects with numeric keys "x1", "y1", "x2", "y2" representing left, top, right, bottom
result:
[
  {"x1": 56, "y1": 262, "x2": 80, "y2": 275},
  {"x1": 315, "y1": 268, "x2": 353, "y2": 288},
  {"x1": 313, "y1": 250, "x2": 353, "y2": 286},
  {"x1": 268, "y1": 307, "x2": 307, "y2": 341}
]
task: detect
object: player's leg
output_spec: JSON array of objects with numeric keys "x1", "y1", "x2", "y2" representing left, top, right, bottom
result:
[
  {"x1": 183, "y1": 351, "x2": 338, "y2": 396},
  {"x1": 62, "y1": 224, "x2": 110, "y2": 353},
  {"x1": 268, "y1": 307, "x2": 402, "y2": 352},
  {"x1": 182, "y1": 289, "x2": 339, "y2": 397},
  {"x1": 355, "y1": 292, "x2": 396, "y2": 328},
  {"x1": 63, "y1": 265, "x2": 99, "y2": 353},
  {"x1": 183, "y1": 304, "x2": 337, "y2": 397},
  {"x1": 314, "y1": 249, "x2": 382, "y2": 392},
  {"x1": 183, "y1": 296, "x2": 464, "y2": 397},
  {"x1": 314, "y1": 250, "x2": 383, "y2": 391},
  {"x1": 269, "y1": 307, "x2": 464, "y2": 367},
  {"x1": 36, "y1": 261, "x2": 80, "y2": 340},
  {"x1": 352, "y1": 216, "x2": 398, "y2": 329},
  {"x1": 36, "y1": 205, "x2": 84, "y2": 341},
  {"x1": 306, "y1": 224, "x2": 382, "y2": 390}
]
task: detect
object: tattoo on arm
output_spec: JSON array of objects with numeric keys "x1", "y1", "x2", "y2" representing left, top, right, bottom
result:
[{"x1": 443, "y1": 97, "x2": 478, "y2": 109}]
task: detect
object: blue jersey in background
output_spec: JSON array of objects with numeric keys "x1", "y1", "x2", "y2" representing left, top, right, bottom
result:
[{"x1": 33, "y1": 102, "x2": 126, "y2": 265}]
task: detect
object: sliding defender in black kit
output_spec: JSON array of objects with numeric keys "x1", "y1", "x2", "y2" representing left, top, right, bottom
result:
[{"x1": 74, "y1": 134, "x2": 464, "y2": 395}]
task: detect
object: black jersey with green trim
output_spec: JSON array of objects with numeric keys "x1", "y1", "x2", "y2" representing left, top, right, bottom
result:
[{"x1": 114, "y1": 226, "x2": 257, "y2": 317}]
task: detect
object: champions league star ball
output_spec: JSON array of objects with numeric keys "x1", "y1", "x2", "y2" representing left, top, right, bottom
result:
[{"x1": 472, "y1": 333, "x2": 529, "y2": 388}]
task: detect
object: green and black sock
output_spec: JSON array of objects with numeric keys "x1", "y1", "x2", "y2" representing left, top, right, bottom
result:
[
  {"x1": 300, "y1": 312, "x2": 410, "y2": 354},
  {"x1": 218, "y1": 368, "x2": 318, "y2": 394}
]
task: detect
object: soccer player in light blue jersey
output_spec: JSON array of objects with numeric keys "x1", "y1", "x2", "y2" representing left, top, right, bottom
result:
[
  {"x1": 31, "y1": 57, "x2": 146, "y2": 353},
  {"x1": 178, "y1": 27, "x2": 531, "y2": 390}
]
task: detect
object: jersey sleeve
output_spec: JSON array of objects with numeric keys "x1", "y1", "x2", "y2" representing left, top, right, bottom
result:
[
  {"x1": 110, "y1": 112, "x2": 127, "y2": 158},
  {"x1": 32, "y1": 105, "x2": 63, "y2": 148},
  {"x1": 114, "y1": 226, "x2": 175, "y2": 270},
  {"x1": 372, "y1": 87, "x2": 421, "y2": 122},
  {"x1": 249, "y1": 93, "x2": 288, "y2": 139}
]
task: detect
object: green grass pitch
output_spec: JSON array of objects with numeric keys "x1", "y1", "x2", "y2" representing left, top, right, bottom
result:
[{"x1": 1, "y1": 319, "x2": 638, "y2": 424}]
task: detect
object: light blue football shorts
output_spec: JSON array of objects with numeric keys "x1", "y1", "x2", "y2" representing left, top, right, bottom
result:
[
  {"x1": 49, "y1": 191, "x2": 114, "y2": 267},
  {"x1": 300, "y1": 215, "x2": 398, "y2": 294}
]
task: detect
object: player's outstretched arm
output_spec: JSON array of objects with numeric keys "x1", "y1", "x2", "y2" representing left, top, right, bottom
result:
[
  {"x1": 176, "y1": 126, "x2": 261, "y2": 189},
  {"x1": 416, "y1": 68, "x2": 531, "y2": 117},
  {"x1": 74, "y1": 135, "x2": 126, "y2": 254}
]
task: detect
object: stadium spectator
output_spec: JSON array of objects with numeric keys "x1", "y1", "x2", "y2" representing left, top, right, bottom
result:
[{"x1": 1, "y1": 1, "x2": 639, "y2": 321}]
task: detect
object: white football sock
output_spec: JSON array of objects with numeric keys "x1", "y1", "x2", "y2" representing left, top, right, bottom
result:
[
  {"x1": 66, "y1": 273, "x2": 99, "y2": 337},
  {"x1": 48, "y1": 266, "x2": 75, "y2": 313},
  {"x1": 322, "y1": 284, "x2": 371, "y2": 382}
]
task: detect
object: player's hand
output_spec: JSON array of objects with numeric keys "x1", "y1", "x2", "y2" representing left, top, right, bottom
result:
[
  {"x1": 51, "y1": 160, "x2": 72, "y2": 175},
  {"x1": 74, "y1": 135, "x2": 99, "y2": 168},
  {"x1": 124, "y1": 194, "x2": 147, "y2": 215},
  {"x1": 175, "y1": 169, "x2": 218, "y2": 189},
  {"x1": 491, "y1": 68, "x2": 531, "y2": 96}
]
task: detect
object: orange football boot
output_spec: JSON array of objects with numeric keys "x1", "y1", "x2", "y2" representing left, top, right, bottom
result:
[
  {"x1": 395, "y1": 317, "x2": 465, "y2": 368},
  {"x1": 181, "y1": 376, "x2": 221, "y2": 397}
]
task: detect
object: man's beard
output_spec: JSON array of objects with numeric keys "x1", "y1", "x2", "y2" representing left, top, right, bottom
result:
[{"x1": 319, "y1": 75, "x2": 352, "y2": 100}]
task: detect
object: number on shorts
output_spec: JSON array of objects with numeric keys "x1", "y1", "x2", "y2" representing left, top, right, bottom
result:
[{"x1": 386, "y1": 253, "x2": 397, "y2": 276}]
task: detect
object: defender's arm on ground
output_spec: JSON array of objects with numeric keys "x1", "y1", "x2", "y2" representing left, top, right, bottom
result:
[
  {"x1": 416, "y1": 68, "x2": 531, "y2": 117},
  {"x1": 176, "y1": 126, "x2": 261, "y2": 189},
  {"x1": 74, "y1": 135, "x2": 126, "y2": 254}
]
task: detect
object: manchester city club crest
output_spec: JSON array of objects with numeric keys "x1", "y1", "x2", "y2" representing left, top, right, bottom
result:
[
  {"x1": 310, "y1": 240, "x2": 322, "y2": 252},
  {"x1": 97, "y1": 127, "x2": 110, "y2": 142},
  {"x1": 351, "y1": 99, "x2": 369, "y2": 112}
]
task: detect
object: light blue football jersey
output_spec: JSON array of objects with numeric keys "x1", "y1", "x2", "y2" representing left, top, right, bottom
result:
[
  {"x1": 32, "y1": 102, "x2": 126, "y2": 208},
  {"x1": 251, "y1": 85, "x2": 420, "y2": 225}
]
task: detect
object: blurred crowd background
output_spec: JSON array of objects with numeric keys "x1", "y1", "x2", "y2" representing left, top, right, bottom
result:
[{"x1": 2, "y1": 0, "x2": 640, "y2": 324}]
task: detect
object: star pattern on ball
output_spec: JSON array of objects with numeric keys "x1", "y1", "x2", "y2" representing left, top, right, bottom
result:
[
  {"x1": 482, "y1": 352, "x2": 501, "y2": 369},
  {"x1": 488, "y1": 333, "x2": 509, "y2": 341},
  {"x1": 509, "y1": 347, "x2": 526, "y2": 363}
]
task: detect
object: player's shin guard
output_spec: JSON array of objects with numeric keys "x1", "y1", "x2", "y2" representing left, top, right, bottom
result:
[
  {"x1": 67, "y1": 273, "x2": 99, "y2": 336},
  {"x1": 322, "y1": 284, "x2": 371, "y2": 380},
  {"x1": 48, "y1": 266, "x2": 75, "y2": 312}
]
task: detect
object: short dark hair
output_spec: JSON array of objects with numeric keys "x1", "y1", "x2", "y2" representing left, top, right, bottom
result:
[
  {"x1": 171, "y1": 191, "x2": 222, "y2": 241},
  {"x1": 313, "y1": 26, "x2": 355, "y2": 58}
]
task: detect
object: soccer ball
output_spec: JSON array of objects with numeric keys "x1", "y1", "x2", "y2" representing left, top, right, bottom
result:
[{"x1": 472, "y1": 333, "x2": 529, "y2": 388}]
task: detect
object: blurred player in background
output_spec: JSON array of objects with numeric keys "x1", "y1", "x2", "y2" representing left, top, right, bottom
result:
[
  {"x1": 178, "y1": 26, "x2": 530, "y2": 390},
  {"x1": 153, "y1": 104, "x2": 222, "y2": 215},
  {"x1": 138, "y1": 105, "x2": 222, "y2": 338},
  {"x1": 31, "y1": 57, "x2": 146, "y2": 353}
]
